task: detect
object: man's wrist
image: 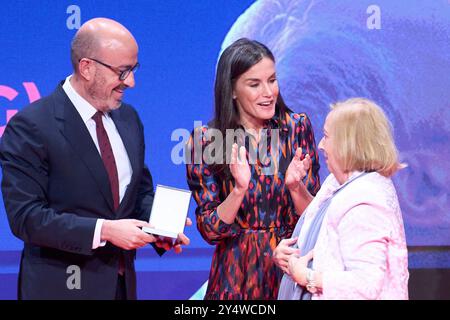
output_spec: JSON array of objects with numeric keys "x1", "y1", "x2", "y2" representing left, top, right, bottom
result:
[
  {"x1": 93, "y1": 219, "x2": 107, "y2": 249},
  {"x1": 100, "y1": 219, "x2": 112, "y2": 242}
]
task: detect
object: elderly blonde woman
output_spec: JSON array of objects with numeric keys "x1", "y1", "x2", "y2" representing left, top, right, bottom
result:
[{"x1": 274, "y1": 98, "x2": 409, "y2": 300}]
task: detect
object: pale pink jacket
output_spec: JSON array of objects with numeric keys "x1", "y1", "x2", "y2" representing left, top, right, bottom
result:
[{"x1": 298, "y1": 171, "x2": 409, "y2": 300}]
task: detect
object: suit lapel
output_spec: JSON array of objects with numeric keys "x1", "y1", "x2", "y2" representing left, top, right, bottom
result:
[
  {"x1": 110, "y1": 109, "x2": 139, "y2": 209},
  {"x1": 52, "y1": 84, "x2": 115, "y2": 212}
]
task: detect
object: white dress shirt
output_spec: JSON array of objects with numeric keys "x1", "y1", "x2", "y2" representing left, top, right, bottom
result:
[{"x1": 62, "y1": 75, "x2": 133, "y2": 249}]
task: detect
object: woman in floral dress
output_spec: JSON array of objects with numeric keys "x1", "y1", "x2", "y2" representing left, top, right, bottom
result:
[{"x1": 186, "y1": 38, "x2": 320, "y2": 299}]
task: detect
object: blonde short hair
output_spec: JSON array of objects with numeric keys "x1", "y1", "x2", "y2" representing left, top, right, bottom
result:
[{"x1": 328, "y1": 98, "x2": 405, "y2": 177}]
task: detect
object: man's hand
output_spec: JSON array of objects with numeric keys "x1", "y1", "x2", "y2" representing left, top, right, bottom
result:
[
  {"x1": 101, "y1": 219, "x2": 156, "y2": 250},
  {"x1": 174, "y1": 217, "x2": 192, "y2": 253},
  {"x1": 153, "y1": 217, "x2": 192, "y2": 253}
]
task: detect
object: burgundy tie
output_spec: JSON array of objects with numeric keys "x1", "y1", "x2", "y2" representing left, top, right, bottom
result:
[
  {"x1": 92, "y1": 111, "x2": 125, "y2": 276},
  {"x1": 92, "y1": 111, "x2": 120, "y2": 211}
]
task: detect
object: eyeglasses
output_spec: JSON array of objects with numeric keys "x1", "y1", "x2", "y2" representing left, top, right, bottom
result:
[{"x1": 83, "y1": 57, "x2": 140, "y2": 81}]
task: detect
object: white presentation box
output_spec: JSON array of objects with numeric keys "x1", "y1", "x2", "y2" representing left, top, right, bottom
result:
[{"x1": 142, "y1": 184, "x2": 192, "y2": 238}]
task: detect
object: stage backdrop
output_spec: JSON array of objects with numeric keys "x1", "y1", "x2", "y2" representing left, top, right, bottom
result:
[{"x1": 0, "y1": 0, "x2": 449, "y2": 299}]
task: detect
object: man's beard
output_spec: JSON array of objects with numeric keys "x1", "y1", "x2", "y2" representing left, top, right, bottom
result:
[
  {"x1": 109, "y1": 100, "x2": 122, "y2": 111},
  {"x1": 88, "y1": 72, "x2": 123, "y2": 112}
]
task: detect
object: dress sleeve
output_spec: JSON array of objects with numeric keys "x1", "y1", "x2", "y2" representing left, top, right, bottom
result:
[
  {"x1": 292, "y1": 113, "x2": 321, "y2": 195},
  {"x1": 185, "y1": 127, "x2": 240, "y2": 245}
]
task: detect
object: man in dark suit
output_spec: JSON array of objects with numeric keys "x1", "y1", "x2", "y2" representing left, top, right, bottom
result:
[{"x1": 0, "y1": 18, "x2": 190, "y2": 300}]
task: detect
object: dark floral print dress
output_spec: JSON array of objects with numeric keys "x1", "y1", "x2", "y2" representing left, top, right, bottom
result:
[{"x1": 186, "y1": 112, "x2": 320, "y2": 300}]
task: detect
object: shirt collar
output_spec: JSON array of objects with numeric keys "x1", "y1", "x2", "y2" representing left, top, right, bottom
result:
[{"x1": 62, "y1": 75, "x2": 104, "y2": 123}]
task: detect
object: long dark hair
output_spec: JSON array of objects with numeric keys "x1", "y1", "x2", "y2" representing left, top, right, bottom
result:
[{"x1": 209, "y1": 38, "x2": 291, "y2": 177}]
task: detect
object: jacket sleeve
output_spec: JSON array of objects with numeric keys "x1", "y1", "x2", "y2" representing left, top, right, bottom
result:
[
  {"x1": 134, "y1": 163, "x2": 167, "y2": 256},
  {"x1": 0, "y1": 111, "x2": 96, "y2": 256},
  {"x1": 320, "y1": 204, "x2": 391, "y2": 299},
  {"x1": 134, "y1": 164, "x2": 154, "y2": 223}
]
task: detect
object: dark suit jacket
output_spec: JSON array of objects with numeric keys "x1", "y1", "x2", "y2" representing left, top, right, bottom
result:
[{"x1": 0, "y1": 82, "x2": 159, "y2": 299}]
